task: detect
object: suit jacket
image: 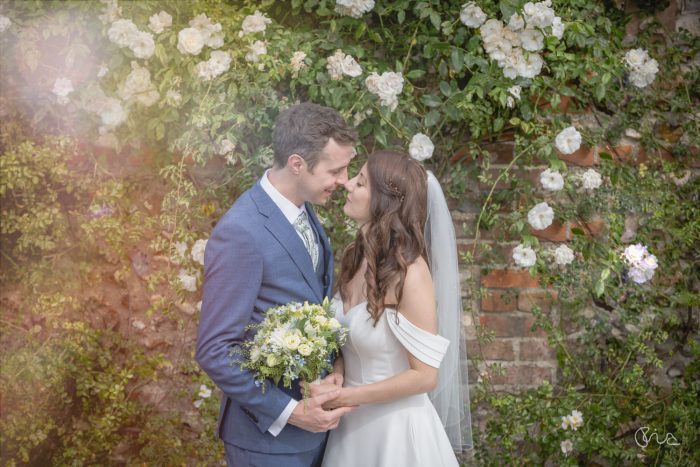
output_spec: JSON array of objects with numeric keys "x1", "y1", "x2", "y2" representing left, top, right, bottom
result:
[{"x1": 195, "y1": 180, "x2": 334, "y2": 453}]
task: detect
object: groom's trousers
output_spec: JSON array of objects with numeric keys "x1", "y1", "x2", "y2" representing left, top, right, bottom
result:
[{"x1": 225, "y1": 434, "x2": 327, "y2": 467}]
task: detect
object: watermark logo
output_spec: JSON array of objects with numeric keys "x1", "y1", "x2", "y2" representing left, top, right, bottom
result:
[{"x1": 634, "y1": 426, "x2": 680, "y2": 448}]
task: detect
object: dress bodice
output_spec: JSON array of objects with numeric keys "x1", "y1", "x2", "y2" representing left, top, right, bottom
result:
[{"x1": 330, "y1": 298, "x2": 449, "y2": 387}]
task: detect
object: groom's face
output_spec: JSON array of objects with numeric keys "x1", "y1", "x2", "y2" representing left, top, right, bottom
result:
[{"x1": 299, "y1": 137, "x2": 355, "y2": 205}]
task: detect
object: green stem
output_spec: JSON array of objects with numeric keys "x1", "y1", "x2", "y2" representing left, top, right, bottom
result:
[{"x1": 402, "y1": 24, "x2": 420, "y2": 71}]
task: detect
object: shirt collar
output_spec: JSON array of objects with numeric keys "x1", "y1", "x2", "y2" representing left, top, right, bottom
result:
[{"x1": 260, "y1": 170, "x2": 306, "y2": 225}]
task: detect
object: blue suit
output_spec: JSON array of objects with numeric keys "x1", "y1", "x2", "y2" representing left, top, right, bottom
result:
[{"x1": 195, "y1": 180, "x2": 334, "y2": 465}]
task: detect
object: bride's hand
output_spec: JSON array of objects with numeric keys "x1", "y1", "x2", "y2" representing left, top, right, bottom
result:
[
  {"x1": 301, "y1": 380, "x2": 338, "y2": 399},
  {"x1": 322, "y1": 372, "x2": 344, "y2": 387},
  {"x1": 321, "y1": 387, "x2": 357, "y2": 410}
]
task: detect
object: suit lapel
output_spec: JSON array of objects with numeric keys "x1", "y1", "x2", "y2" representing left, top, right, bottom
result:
[
  {"x1": 251, "y1": 183, "x2": 323, "y2": 302},
  {"x1": 305, "y1": 203, "x2": 334, "y2": 299}
]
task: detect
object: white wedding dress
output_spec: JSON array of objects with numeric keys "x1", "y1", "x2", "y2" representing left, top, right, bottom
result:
[{"x1": 322, "y1": 298, "x2": 459, "y2": 467}]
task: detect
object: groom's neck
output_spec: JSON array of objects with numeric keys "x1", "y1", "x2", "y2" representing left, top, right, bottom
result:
[{"x1": 268, "y1": 167, "x2": 304, "y2": 208}]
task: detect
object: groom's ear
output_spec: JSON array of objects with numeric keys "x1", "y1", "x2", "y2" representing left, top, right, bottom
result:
[{"x1": 288, "y1": 154, "x2": 305, "y2": 175}]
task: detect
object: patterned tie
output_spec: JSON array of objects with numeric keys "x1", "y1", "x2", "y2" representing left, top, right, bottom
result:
[{"x1": 293, "y1": 211, "x2": 319, "y2": 270}]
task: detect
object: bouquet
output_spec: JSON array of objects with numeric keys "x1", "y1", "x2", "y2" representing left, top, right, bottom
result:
[{"x1": 235, "y1": 298, "x2": 347, "y2": 393}]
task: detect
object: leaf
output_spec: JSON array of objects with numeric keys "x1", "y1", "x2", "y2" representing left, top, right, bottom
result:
[
  {"x1": 599, "y1": 151, "x2": 613, "y2": 160},
  {"x1": 429, "y1": 11, "x2": 441, "y2": 30},
  {"x1": 451, "y1": 49, "x2": 463, "y2": 72},
  {"x1": 439, "y1": 81, "x2": 452, "y2": 97},
  {"x1": 406, "y1": 69, "x2": 426, "y2": 80},
  {"x1": 421, "y1": 94, "x2": 442, "y2": 107},
  {"x1": 571, "y1": 227, "x2": 585, "y2": 236},
  {"x1": 354, "y1": 22, "x2": 367, "y2": 40},
  {"x1": 493, "y1": 117, "x2": 504, "y2": 132},
  {"x1": 424, "y1": 110, "x2": 441, "y2": 127},
  {"x1": 398, "y1": 10, "x2": 405, "y2": 24}
]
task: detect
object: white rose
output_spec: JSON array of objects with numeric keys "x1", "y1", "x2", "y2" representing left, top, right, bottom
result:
[
  {"x1": 326, "y1": 50, "x2": 362, "y2": 80},
  {"x1": 581, "y1": 169, "x2": 602, "y2": 190},
  {"x1": 97, "y1": 64, "x2": 109, "y2": 78},
  {"x1": 178, "y1": 269, "x2": 198, "y2": 292},
  {"x1": 245, "y1": 40, "x2": 267, "y2": 63},
  {"x1": 0, "y1": 15, "x2": 12, "y2": 32},
  {"x1": 240, "y1": 10, "x2": 272, "y2": 35},
  {"x1": 513, "y1": 244, "x2": 537, "y2": 268},
  {"x1": 335, "y1": 0, "x2": 375, "y2": 18},
  {"x1": 166, "y1": 89, "x2": 182, "y2": 106},
  {"x1": 568, "y1": 410, "x2": 584, "y2": 430},
  {"x1": 527, "y1": 202, "x2": 554, "y2": 230},
  {"x1": 191, "y1": 239, "x2": 208, "y2": 266},
  {"x1": 108, "y1": 19, "x2": 139, "y2": 48},
  {"x1": 99, "y1": 97, "x2": 127, "y2": 128},
  {"x1": 560, "y1": 439, "x2": 573, "y2": 455},
  {"x1": 177, "y1": 27, "x2": 205, "y2": 55},
  {"x1": 553, "y1": 244, "x2": 574, "y2": 265},
  {"x1": 99, "y1": 0, "x2": 121, "y2": 24},
  {"x1": 130, "y1": 30, "x2": 155, "y2": 59},
  {"x1": 284, "y1": 333, "x2": 301, "y2": 350},
  {"x1": 149, "y1": 11, "x2": 173, "y2": 34},
  {"x1": 516, "y1": 52, "x2": 543, "y2": 78},
  {"x1": 291, "y1": 51, "x2": 308, "y2": 71},
  {"x1": 297, "y1": 343, "x2": 312, "y2": 356},
  {"x1": 520, "y1": 28, "x2": 544, "y2": 52},
  {"x1": 508, "y1": 85, "x2": 522, "y2": 100},
  {"x1": 409, "y1": 133, "x2": 434, "y2": 161},
  {"x1": 218, "y1": 138, "x2": 236, "y2": 155},
  {"x1": 328, "y1": 318, "x2": 341, "y2": 329},
  {"x1": 624, "y1": 48, "x2": 648, "y2": 69},
  {"x1": 460, "y1": 2, "x2": 487, "y2": 28},
  {"x1": 196, "y1": 50, "x2": 231, "y2": 80},
  {"x1": 551, "y1": 16, "x2": 565, "y2": 39},
  {"x1": 523, "y1": 1, "x2": 555, "y2": 28},
  {"x1": 117, "y1": 62, "x2": 159, "y2": 106},
  {"x1": 266, "y1": 354, "x2": 278, "y2": 367},
  {"x1": 555, "y1": 126, "x2": 582, "y2": 155},
  {"x1": 365, "y1": 71, "x2": 404, "y2": 110},
  {"x1": 623, "y1": 243, "x2": 647, "y2": 265},
  {"x1": 480, "y1": 19, "x2": 503, "y2": 38},
  {"x1": 198, "y1": 384, "x2": 212, "y2": 399},
  {"x1": 507, "y1": 14, "x2": 525, "y2": 31},
  {"x1": 52, "y1": 77, "x2": 74, "y2": 98},
  {"x1": 540, "y1": 168, "x2": 564, "y2": 191}
]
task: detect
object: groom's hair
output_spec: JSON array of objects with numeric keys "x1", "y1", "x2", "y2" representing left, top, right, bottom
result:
[{"x1": 273, "y1": 102, "x2": 357, "y2": 170}]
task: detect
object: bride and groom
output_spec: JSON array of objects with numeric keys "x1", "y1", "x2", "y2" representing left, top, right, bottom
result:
[{"x1": 195, "y1": 103, "x2": 472, "y2": 466}]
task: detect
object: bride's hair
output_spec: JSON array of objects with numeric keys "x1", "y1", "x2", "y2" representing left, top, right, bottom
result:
[{"x1": 338, "y1": 150, "x2": 428, "y2": 326}]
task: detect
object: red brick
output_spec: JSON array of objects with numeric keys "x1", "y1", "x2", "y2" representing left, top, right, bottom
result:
[
  {"x1": 478, "y1": 168, "x2": 541, "y2": 190},
  {"x1": 481, "y1": 291, "x2": 517, "y2": 312},
  {"x1": 570, "y1": 218, "x2": 605, "y2": 237},
  {"x1": 484, "y1": 142, "x2": 515, "y2": 164},
  {"x1": 467, "y1": 340, "x2": 515, "y2": 360},
  {"x1": 530, "y1": 221, "x2": 569, "y2": 242},
  {"x1": 479, "y1": 315, "x2": 546, "y2": 338},
  {"x1": 520, "y1": 340, "x2": 556, "y2": 361},
  {"x1": 489, "y1": 365, "x2": 553, "y2": 386},
  {"x1": 481, "y1": 269, "x2": 539, "y2": 289},
  {"x1": 600, "y1": 144, "x2": 634, "y2": 162},
  {"x1": 458, "y1": 241, "x2": 512, "y2": 263},
  {"x1": 518, "y1": 290, "x2": 559, "y2": 313},
  {"x1": 558, "y1": 146, "x2": 595, "y2": 166},
  {"x1": 689, "y1": 146, "x2": 700, "y2": 168}
]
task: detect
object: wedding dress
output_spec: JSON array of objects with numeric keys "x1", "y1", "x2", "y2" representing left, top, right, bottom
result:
[{"x1": 321, "y1": 298, "x2": 458, "y2": 467}]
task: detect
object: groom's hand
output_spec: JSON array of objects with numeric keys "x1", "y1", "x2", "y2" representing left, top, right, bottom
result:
[{"x1": 287, "y1": 390, "x2": 354, "y2": 433}]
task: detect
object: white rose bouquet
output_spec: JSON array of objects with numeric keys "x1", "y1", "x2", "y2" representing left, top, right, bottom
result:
[{"x1": 235, "y1": 298, "x2": 347, "y2": 393}]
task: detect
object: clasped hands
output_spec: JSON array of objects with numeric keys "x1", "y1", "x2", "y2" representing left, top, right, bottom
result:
[{"x1": 287, "y1": 372, "x2": 356, "y2": 433}]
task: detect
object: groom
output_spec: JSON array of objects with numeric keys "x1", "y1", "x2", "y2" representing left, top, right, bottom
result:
[{"x1": 196, "y1": 102, "x2": 358, "y2": 466}]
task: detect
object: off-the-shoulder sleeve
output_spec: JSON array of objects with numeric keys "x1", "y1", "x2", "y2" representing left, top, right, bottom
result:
[{"x1": 385, "y1": 310, "x2": 450, "y2": 368}]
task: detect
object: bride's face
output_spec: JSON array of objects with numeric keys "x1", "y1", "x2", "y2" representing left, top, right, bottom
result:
[{"x1": 343, "y1": 163, "x2": 371, "y2": 224}]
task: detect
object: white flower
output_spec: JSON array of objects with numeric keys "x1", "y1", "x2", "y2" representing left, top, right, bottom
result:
[
  {"x1": 520, "y1": 28, "x2": 544, "y2": 52},
  {"x1": 623, "y1": 243, "x2": 657, "y2": 284},
  {"x1": 516, "y1": 52, "x2": 543, "y2": 78},
  {"x1": 326, "y1": 50, "x2": 362, "y2": 80},
  {"x1": 553, "y1": 244, "x2": 574, "y2": 265},
  {"x1": 52, "y1": 77, "x2": 74, "y2": 105},
  {"x1": 508, "y1": 85, "x2": 522, "y2": 100},
  {"x1": 365, "y1": 71, "x2": 404, "y2": 110},
  {"x1": 130, "y1": 30, "x2": 155, "y2": 59},
  {"x1": 298, "y1": 343, "x2": 312, "y2": 356},
  {"x1": 166, "y1": 89, "x2": 182, "y2": 106},
  {"x1": 623, "y1": 243, "x2": 648, "y2": 264},
  {"x1": 507, "y1": 14, "x2": 525, "y2": 31},
  {"x1": 99, "y1": 0, "x2": 121, "y2": 24},
  {"x1": 240, "y1": 10, "x2": 272, "y2": 35},
  {"x1": 568, "y1": 410, "x2": 584, "y2": 430},
  {"x1": 555, "y1": 126, "x2": 582, "y2": 155},
  {"x1": 560, "y1": 439, "x2": 573, "y2": 455},
  {"x1": 624, "y1": 48, "x2": 658, "y2": 88},
  {"x1": 551, "y1": 16, "x2": 565, "y2": 39},
  {"x1": 540, "y1": 169, "x2": 564, "y2": 191},
  {"x1": 245, "y1": 40, "x2": 267, "y2": 63},
  {"x1": 177, "y1": 27, "x2": 205, "y2": 55},
  {"x1": 266, "y1": 354, "x2": 278, "y2": 367},
  {"x1": 97, "y1": 64, "x2": 109, "y2": 78},
  {"x1": 284, "y1": 333, "x2": 301, "y2": 350},
  {"x1": 290, "y1": 51, "x2": 308, "y2": 72},
  {"x1": 198, "y1": 384, "x2": 212, "y2": 398},
  {"x1": 191, "y1": 239, "x2": 208, "y2": 266},
  {"x1": 174, "y1": 241, "x2": 188, "y2": 259},
  {"x1": 328, "y1": 318, "x2": 341, "y2": 329},
  {"x1": 513, "y1": 244, "x2": 537, "y2": 268},
  {"x1": 99, "y1": 97, "x2": 127, "y2": 127},
  {"x1": 460, "y1": 2, "x2": 487, "y2": 28},
  {"x1": 117, "y1": 62, "x2": 159, "y2": 106},
  {"x1": 335, "y1": 0, "x2": 375, "y2": 18},
  {"x1": 523, "y1": 1, "x2": 555, "y2": 29},
  {"x1": 193, "y1": 399, "x2": 204, "y2": 408},
  {"x1": 195, "y1": 50, "x2": 231, "y2": 81},
  {"x1": 132, "y1": 319, "x2": 146, "y2": 330},
  {"x1": 506, "y1": 96, "x2": 516, "y2": 108},
  {"x1": 178, "y1": 269, "x2": 198, "y2": 292},
  {"x1": 527, "y1": 202, "x2": 554, "y2": 230},
  {"x1": 409, "y1": 133, "x2": 434, "y2": 161},
  {"x1": 189, "y1": 13, "x2": 224, "y2": 49},
  {"x1": 0, "y1": 15, "x2": 12, "y2": 32},
  {"x1": 108, "y1": 19, "x2": 139, "y2": 48},
  {"x1": 149, "y1": 10, "x2": 172, "y2": 34},
  {"x1": 581, "y1": 169, "x2": 602, "y2": 190},
  {"x1": 218, "y1": 138, "x2": 236, "y2": 155}
]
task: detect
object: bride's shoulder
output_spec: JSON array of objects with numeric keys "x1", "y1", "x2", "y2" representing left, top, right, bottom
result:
[
  {"x1": 404, "y1": 257, "x2": 432, "y2": 290},
  {"x1": 394, "y1": 257, "x2": 436, "y2": 331}
]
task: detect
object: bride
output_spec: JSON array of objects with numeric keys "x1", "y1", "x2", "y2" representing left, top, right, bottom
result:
[{"x1": 311, "y1": 150, "x2": 473, "y2": 466}]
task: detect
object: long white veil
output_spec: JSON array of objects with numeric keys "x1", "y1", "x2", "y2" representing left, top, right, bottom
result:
[{"x1": 425, "y1": 170, "x2": 474, "y2": 452}]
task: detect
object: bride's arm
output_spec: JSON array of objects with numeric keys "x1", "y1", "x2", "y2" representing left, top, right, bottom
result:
[{"x1": 326, "y1": 260, "x2": 439, "y2": 407}]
